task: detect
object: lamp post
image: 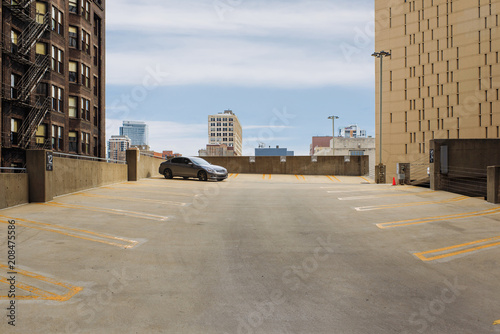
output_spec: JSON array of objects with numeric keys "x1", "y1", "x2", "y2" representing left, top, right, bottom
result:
[
  {"x1": 328, "y1": 115, "x2": 339, "y2": 156},
  {"x1": 371, "y1": 51, "x2": 391, "y2": 166}
]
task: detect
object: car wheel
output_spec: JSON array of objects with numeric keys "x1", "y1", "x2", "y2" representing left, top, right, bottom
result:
[
  {"x1": 198, "y1": 170, "x2": 208, "y2": 181},
  {"x1": 163, "y1": 169, "x2": 173, "y2": 179}
]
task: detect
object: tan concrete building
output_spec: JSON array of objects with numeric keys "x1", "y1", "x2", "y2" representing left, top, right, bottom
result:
[
  {"x1": 375, "y1": 0, "x2": 500, "y2": 180},
  {"x1": 208, "y1": 109, "x2": 242, "y2": 156}
]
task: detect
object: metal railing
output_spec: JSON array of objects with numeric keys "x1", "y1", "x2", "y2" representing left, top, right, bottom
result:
[
  {"x1": 0, "y1": 167, "x2": 27, "y2": 173},
  {"x1": 53, "y1": 152, "x2": 126, "y2": 165}
]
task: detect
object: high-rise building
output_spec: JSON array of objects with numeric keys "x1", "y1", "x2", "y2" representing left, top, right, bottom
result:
[
  {"x1": 0, "y1": 0, "x2": 106, "y2": 168},
  {"x1": 339, "y1": 125, "x2": 367, "y2": 138},
  {"x1": 207, "y1": 110, "x2": 242, "y2": 156},
  {"x1": 375, "y1": 1, "x2": 500, "y2": 178},
  {"x1": 120, "y1": 121, "x2": 148, "y2": 146},
  {"x1": 108, "y1": 135, "x2": 130, "y2": 161}
]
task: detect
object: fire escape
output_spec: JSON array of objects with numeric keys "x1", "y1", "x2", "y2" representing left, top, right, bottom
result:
[{"x1": 2, "y1": 0, "x2": 51, "y2": 150}]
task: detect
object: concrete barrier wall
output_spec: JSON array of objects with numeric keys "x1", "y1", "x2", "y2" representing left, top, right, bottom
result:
[
  {"x1": 0, "y1": 173, "x2": 29, "y2": 209},
  {"x1": 138, "y1": 154, "x2": 163, "y2": 179},
  {"x1": 201, "y1": 156, "x2": 369, "y2": 176},
  {"x1": 52, "y1": 157, "x2": 128, "y2": 197}
]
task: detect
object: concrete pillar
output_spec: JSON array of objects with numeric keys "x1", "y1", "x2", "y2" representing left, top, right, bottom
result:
[
  {"x1": 26, "y1": 150, "x2": 54, "y2": 203},
  {"x1": 126, "y1": 148, "x2": 140, "y2": 181},
  {"x1": 487, "y1": 166, "x2": 500, "y2": 204},
  {"x1": 375, "y1": 163, "x2": 386, "y2": 184}
]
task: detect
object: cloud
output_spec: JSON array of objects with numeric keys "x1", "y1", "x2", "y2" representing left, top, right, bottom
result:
[{"x1": 106, "y1": 0, "x2": 375, "y2": 88}]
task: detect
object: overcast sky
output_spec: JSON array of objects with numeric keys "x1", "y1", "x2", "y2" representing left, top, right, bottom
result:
[{"x1": 106, "y1": 0, "x2": 376, "y2": 155}]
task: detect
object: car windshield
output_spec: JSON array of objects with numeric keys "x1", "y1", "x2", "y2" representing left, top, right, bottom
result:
[{"x1": 190, "y1": 157, "x2": 211, "y2": 166}]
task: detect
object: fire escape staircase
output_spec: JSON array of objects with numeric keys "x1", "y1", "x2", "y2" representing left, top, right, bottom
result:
[{"x1": 2, "y1": 1, "x2": 51, "y2": 149}]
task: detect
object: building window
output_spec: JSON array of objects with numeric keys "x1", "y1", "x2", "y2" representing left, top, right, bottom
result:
[
  {"x1": 93, "y1": 45, "x2": 98, "y2": 66},
  {"x1": 81, "y1": 64, "x2": 90, "y2": 88},
  {"x1": 69, "y1": 26, "x2": 78, "y2": 48},
  {"x1": 36, "y1": 2, "x2": 47, "y2": 24},
  {"x1": 10, "y1": 73, "x2": 20, "y2": 99},
  {"x1": 51, "y1": 46, "x2": 64, "y2": 73},
  {"x1": 81, "y1": 98, "x2": 90, "y2": 120},
  {"x1": 69, "y1": 61, "x2": 78, "y2": 83},
  {"x1": 36, "y1": 124, "x2": 47, "y2": 145},
  {"x1": 350, "y1": 151, "x2": 365, "y2": 156},
  {"x1": 81, "y1": 132, "x2": 90, "y2": 154},
  {"x1": 58, "y1": 127, "x2": 63, "y2": 150},
  {"x1": 93, "y1": 76, "x2": 98, "y2": 95},
  {"x1": 52, "y1": 7, "x2": 63, "y2": 35},
  {"x1": 69, "y1": 132, "x2": 77, "y2": 152},
  {"x1": 52, "y1": 125, "x2": 57, "y2": 150},
  {"x1": 69, "y1": 96, "x2": 78, "y2": 118},
  {"x1": 36, "y1": 42, "x2": 47, "y2": 55},
  {"x1": 93, "y1": 106, "x2": 98, "y2": 126},
  {"x1": 51, "y1": 85, "x2": 63, "y2": 112},
  {"x1": 11, "y1": 119, "x2": 21, "y2": 145},
  {"x1": 11, "y1": 30, "x2": 19, "y2": 53},
  {"x1": 82, "y1": 30, "x2": 90, "y2": 54},
  {"x1": 69, "y1": 0, "x2": 78, "y2": 14},
  {"x1": 82, "y1": 0, "x2": 90, "y2": 21}
]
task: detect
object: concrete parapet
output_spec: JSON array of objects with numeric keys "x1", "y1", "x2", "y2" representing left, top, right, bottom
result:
[
  {"x1": 0, "y1": 173, "x2": 29, "y2": 209},
  {"x1": 201, "y1": 156, "x2": 369, "y2": 176},
  {"x1": 126, "y1": 149, "x2": 140, "y2": 181},
  {"x1": 487, "y1": 166, "x2": 500, "y2": 204}
]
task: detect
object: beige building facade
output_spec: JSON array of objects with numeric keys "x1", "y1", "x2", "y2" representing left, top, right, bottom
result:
[
  {"x1": 375, "y1": 0, "x2": 500, "y2": 179},
  {"x1": 208, "y1": 110, "x2": 242, "y2": 156}
]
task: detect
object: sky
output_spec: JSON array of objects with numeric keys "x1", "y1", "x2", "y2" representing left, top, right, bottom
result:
[{"x1": 106, "y1": 0, "x2": 376, "y2": 156}]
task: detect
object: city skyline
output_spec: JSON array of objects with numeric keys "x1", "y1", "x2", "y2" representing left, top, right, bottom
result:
[{"x1": 105, "y1": 0, "x2": 376, "y2": 156}]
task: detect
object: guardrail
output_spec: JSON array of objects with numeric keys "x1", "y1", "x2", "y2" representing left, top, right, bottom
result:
[
  {"x1": 0, "y1": 167, "x2": 27, "y2": 173},
  {"x1": 139, "y1": 152, "x2": 166, "y2": 160},
  {"x1": 53, "y1": 152, "x2": 126, "y2": 165}
]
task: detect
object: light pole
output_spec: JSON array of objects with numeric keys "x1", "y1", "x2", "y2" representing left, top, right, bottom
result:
[
  {"x1": 371, "y1": 51, "x2": 391, "y2": 166},
  {"x1": 328, "y1": 115, "x2": 339, "y2": 156}
]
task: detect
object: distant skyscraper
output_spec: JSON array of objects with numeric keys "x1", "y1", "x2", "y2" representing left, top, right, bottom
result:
[
  {"x1": 339, "y1": 125, "x2": 367, "y2": 138},
  {"x1": 120, "y1": 121, "x2": 149, "y2": 146},
  {"x1": 108, "y1": 135, "x2": 131, "y2": 161},
  {"x1": 207, "y1": 110, "x2": 242, "y2": 156}
]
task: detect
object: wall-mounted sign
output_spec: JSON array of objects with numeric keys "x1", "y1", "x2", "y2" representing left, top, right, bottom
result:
[
  {"x1": 46, "y1": 151, "x2": 53, "y2": 171},
  {"x1": 249, "y1": 156, "x2": 256, "y2": 163},
  {"x1": 311, "y1": 156, "x2": 318, "y2": 163},
  {"x1": 344, "y1": 156, "x2": 351, "y2": 163},
  {"x1": 280, "y1": 156, "x2": 286, "y2": 163}
]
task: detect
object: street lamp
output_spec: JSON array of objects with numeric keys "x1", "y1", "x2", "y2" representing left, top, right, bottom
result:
[
  {"x1": 328, "y1": 115, "x2": 339, "y2": 156},
  {"x1": 371, "y1": 51, "x2": 391, "y2": 166}
]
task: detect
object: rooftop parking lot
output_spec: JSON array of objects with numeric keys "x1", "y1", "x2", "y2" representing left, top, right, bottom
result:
[{"x1": 0, "y1": 174, "x2": 499, "y2": 333}]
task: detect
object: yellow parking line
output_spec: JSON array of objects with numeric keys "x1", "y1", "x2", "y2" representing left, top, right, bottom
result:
[
  {"x1": 0, "y1": 264, "x2": 82, "y2": 301},
  {"x1": 414, "y1": 235, "x2": 500, "y2": 262},
  {"x1": 359, "y1": 177, "x2": 371, "y2": 183},
  {"x1": 75, "y1": 193, "x2": 186, "y2": 206},
  {"x1": 330, "y1": 175, "x2": 341, "y2": 182},
  {"x1": 494, "y1": 319, "x2": 500, "y2": 325},
  {"x1": 263, "y1": 174, "x2": 266, "y2": 180},
  {"x1": 355, "y1": 196, "x2": 468, "y2": 212},
  {"x1": 377, "y1": 207, "x2": 500, "y2": 229},
  {"x1": 340, "y1": 190, "x2": 435, "y2": 201},
  {"x1": 295, "y1": 175, "x2": 305, "y2": 181},
  {"x1": 0, "y1": 215, "x2": 139, "y2": 249},
  {"x1": 40, "y1": 202, "x2": 169, "y2": 221},
  {"x1": 101, "y1": 187, "x2": 196, "y2": 197},
  {"x1": 233, "y1": 173, "x2": 239, "y2": 178},
  {"x1": 229, "y1": 173, "x2": 233, "y2": 177}
]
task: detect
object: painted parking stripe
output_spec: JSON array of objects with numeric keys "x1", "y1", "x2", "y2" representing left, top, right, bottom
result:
[
  {"x1": 0, "y1": 264, "x2": 82, "y2": 301},
  {"x1": 377, "y1": 207, "x2": 500, "y2": 229},
  {"x1": 339, "y1": 190, "x2": 434, "y2": 201},
  {"x1": 75, "y1": 193, "x2": 187, "y2": 206},
  {"x1": 330, "y1": 175, "x2": 341, "y2": 182},
  {"x1": 355, "y1": 196, "x2": 468, "y2": 212},
  {"x1": 40, "y1": 202, "x2": 169, "y2": 221},
  {"x1": 295, "y1": 175, "x2": 306, "y2": 181},
  {"x1": 494, "y1": 319, "x2": 500, "y2": 326},
  {"x1": 0, "y1": 215, "x2": 139, "y2": 249},
  {"x1": 414, "y1": 235, "x2": 500, "y2": 262},
  {"x1": 101, "y1": 186, "x2": 198, "y2": 197},
  {"x1": 359, "y1": 176, "x2": 371, "y2": 183}
]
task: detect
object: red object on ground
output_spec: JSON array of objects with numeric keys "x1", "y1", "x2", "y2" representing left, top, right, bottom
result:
[{"x1": 392, "y1": 177, "x2": 396, "y2": 186}]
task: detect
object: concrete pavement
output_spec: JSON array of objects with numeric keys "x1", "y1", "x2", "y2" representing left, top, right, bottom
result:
[{"x1": 0, "y1": 174, "x2": 499, "y2": 333}]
